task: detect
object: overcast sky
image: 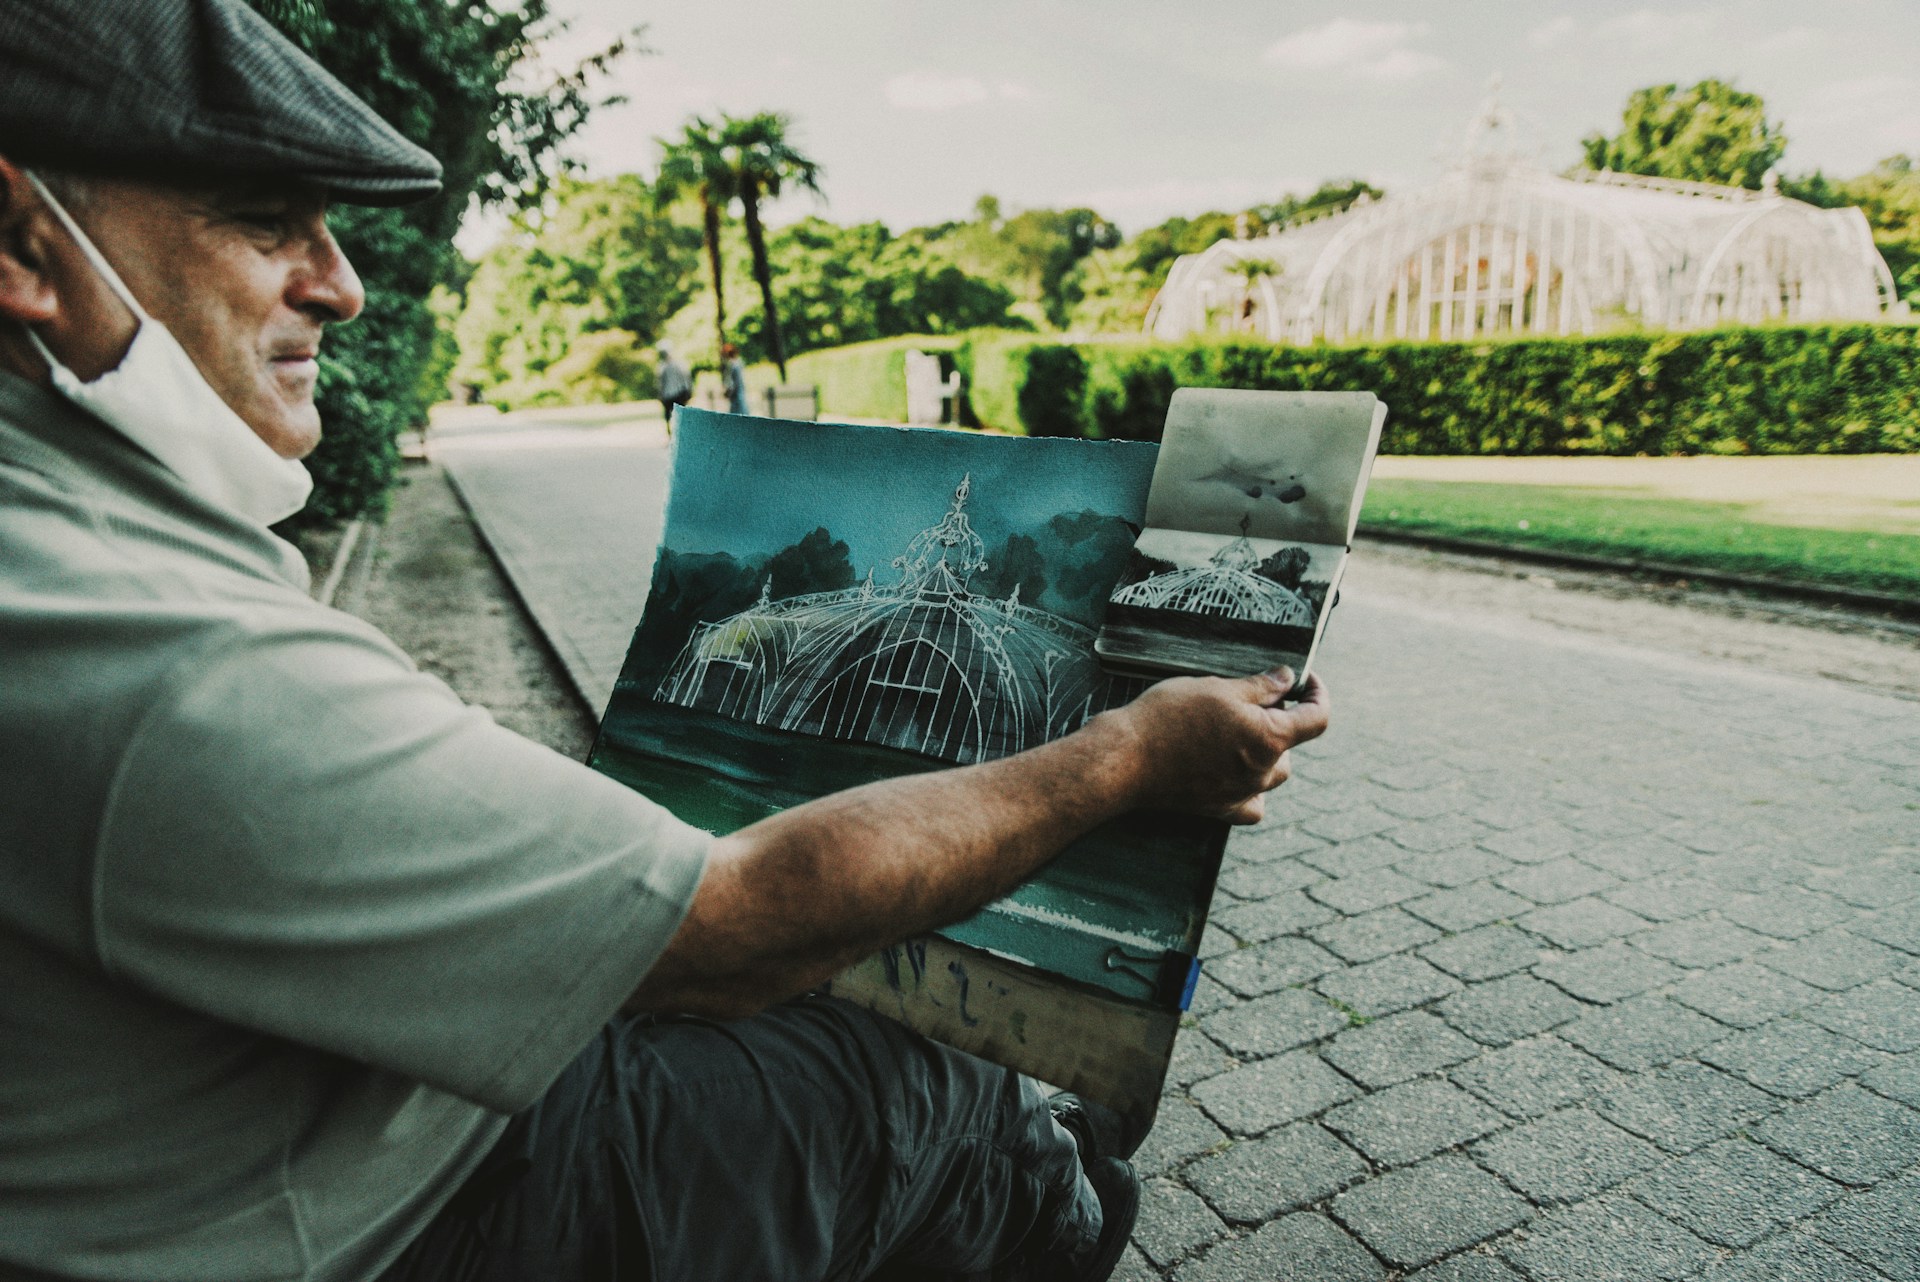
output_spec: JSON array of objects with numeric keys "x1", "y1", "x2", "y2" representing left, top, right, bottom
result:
[{"x1": 536, "y1": 1, "x2": 1919, "y2": 236}]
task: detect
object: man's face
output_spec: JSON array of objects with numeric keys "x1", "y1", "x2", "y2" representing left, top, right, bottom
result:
[{"x1": 60, "y1": 177, "x2": 365, "y2": 459}]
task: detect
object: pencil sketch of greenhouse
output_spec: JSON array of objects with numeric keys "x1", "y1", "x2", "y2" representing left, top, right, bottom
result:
[
  {"x1": 1113, "y1": 532, "x2": 1317, "y2": 626},
  {"x1": 1146, "y1": 98, "x2": 1904, "y2": 346},
  {"x1": 654, "y1": 476, "x2": 1132, "y2": 764}
]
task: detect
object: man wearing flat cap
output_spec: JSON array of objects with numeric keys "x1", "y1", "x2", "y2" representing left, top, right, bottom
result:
[{"x1": 0, "y1": 2, "x2": 1327, "y2": 1279}]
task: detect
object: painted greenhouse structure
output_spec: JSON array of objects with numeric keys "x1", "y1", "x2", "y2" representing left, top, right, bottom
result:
[
  {"x1": 1146, "y1": 130, "x2": 1901, "y2": 347},
  {"x1": 654, "y1": 475, "x2": 1132, "y2": 765}
]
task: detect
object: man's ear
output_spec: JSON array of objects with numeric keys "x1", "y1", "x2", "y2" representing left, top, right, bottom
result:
[{"x1": 0, "y1": 155, "x2": 60, "y2": 326}]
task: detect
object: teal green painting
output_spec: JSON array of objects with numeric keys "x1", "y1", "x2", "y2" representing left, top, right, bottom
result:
[{"x1": 590, "y1": 408, "x2": 1228, "y2": 1008}]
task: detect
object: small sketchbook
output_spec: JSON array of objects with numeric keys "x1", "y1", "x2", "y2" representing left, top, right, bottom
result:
[{"x1": 1095, "y1": 388, "x2": 1387, "y2": 681}]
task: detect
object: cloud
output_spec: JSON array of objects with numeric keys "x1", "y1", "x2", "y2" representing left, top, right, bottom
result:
[
  {"x1": 1263, "y1": 19, "x2": 1447, "y2": 81},
  {"x1": 1744, "y1": 24, "x2": 1823, "y2": 59},
  {"x1": 1597, "y1": 9, "x2": 1717, "y2": 47},
  {"x1": 1791, "y1": 75, "x2": 1920, "y2": 163},
  {"x1": 1526, "y1": 10, "x2": 1721, "y2": 54},
  {"x1": 1526, "y1": 16, "x2": 1577, "y2": 50},
  {"x1": 885, "y1": 72, "x2": 1032, "y2": 111}
]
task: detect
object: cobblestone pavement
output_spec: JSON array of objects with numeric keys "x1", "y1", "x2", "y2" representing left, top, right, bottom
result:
[
  {"x1": 1117, "y1": 587, "x2": 1920, "y2": 1280},
  {"x1": 430, "y1": 420, "x2": 1920, "y2": 1281}
]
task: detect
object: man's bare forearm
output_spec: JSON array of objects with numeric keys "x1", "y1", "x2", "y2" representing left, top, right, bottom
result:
[
  {"x1": 625, "y1": 708, "x2": 1147, "y2": 1016},
  {"x1": 628, "y1": 671, "x2": 1330, "y2": 1018}
]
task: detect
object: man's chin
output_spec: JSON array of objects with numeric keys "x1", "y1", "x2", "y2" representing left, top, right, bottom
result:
[{"x1": 251, "y1": 405, "x2": 322, "y2": 459}]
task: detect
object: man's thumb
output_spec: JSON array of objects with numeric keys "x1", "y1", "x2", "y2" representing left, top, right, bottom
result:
[{"x1": 1240, "y1": 667, "x2": 1295, "y2": 707}]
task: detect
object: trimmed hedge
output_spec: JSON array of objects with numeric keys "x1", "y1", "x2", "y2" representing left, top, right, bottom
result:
[
  {"x1": 948, "y1": 324, "x2": 1920, "y2": 454},
  {"x1": 779, "y1": 334, "x2": 965, "y2": 422}
]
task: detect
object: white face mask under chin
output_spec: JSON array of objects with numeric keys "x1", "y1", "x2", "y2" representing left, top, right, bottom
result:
[{"x1": 22, "y1": 172, "x2": 314, "y2": 527}]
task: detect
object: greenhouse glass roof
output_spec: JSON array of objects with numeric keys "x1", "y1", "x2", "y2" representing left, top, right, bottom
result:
[{"x1": 1146, "y1": 124, "x2": 1902, "y2": 346}]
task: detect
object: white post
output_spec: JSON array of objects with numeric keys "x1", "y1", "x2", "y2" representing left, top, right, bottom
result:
[
  {"x1": 1394, "y1": 248, "x2": 1411, "y2": 339},
  {"x1": 1559, "y1": 203, "x2": 1578, "y2": 333},
  {"x1": 1463, "y1": 219, "x2": 1482, "y2": 339},
  {"x1": 1532, "y1": 187, "x2": 1553, "y2": 334}
]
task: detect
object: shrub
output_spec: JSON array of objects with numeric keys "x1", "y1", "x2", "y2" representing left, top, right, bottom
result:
[
  {"x1": 950, "y1": 331, "x2": 1040, "y2": 432},
  {"x1": 954, "y1": 324, "x2": 1920, "y2": 454},
  {"x1": 253, "y1": 0, "x2": 633, "y2": 525},
  {"x1": 786, "y1": 334, "x2": 965, "y2": 421},
  {"x1": 298, "y1": 205, "x2": 441, "y2": 524}
]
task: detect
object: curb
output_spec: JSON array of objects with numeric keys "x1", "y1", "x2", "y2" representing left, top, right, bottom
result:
[
  {"x1": 442, "y1": 466, "x2": 603, "y2": 725},
  {"x1": 1354, "y1": 524, "x2": 1920, "y2": 625},
  {"x1": 313, "y1": 517, "x2": 364, "y2": 609}
]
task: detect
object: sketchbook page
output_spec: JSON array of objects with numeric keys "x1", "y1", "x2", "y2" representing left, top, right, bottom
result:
[
  {"x1": 588, "y1": 410, "x2": 1236, "y2": 1113},
  {"x1": 1296, "y1": 551, "x2": 1351, "y2": 684},
  {"x1": 1340, "y1": 399, "x2": 1390, "y2": 545},
  {"x1": 1143, "y1": 388, "x2": 1382, "y2": 549},
  {"x1": 1096, "y1": 387, "x2": 1378, "y2": 679}
]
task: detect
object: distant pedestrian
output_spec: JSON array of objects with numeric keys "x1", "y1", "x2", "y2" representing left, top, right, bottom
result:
[
  {"x1": 722, "y1": 342, "x2": 749, "y2": 415},
  {"x1": 656, "y1": 341, "x2": 692, "y2": 433}
]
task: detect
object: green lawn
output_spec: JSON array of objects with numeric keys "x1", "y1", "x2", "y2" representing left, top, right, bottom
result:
[{"x1": 1359, "y1": 479, "x2": 1920, "y2": 599}]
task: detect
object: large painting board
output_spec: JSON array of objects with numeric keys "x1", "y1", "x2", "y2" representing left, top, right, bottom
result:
[{"x1": 589, "y1": 409, "x2": 1229, "y2": 1118}]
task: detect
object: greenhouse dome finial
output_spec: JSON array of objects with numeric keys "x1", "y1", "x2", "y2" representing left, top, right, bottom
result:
[
  {"x1": 894, "y1": 472, "x2": 989, "y2": 596},
  {"x1": 1463, "y1": 74, "x2": 1524, "y2": 163}
]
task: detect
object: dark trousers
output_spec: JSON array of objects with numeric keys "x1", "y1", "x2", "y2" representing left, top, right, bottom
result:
[
  {"x1": 660, "y1": 394, "x2": 690, "y2": 433},
  {"x1": 379, "y1": 995, "x2": 1100, "y2": 1281}
]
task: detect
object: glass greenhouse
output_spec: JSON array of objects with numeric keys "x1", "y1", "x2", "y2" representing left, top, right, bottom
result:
[{"x1": 1146, "y1": 120, "x2": 1902, "y2": 346}]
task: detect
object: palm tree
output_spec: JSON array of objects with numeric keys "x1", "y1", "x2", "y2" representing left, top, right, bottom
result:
[
  {"x1": 655, "y1": 116, "x2": 738, "y2": 361},
  {"x1": 720, "y1": 112, "x2": 824, "y2": 383}
]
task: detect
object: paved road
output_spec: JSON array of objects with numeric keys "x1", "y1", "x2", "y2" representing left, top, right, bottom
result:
[
  {"x1": 439, "y1": 416, "x2": 1920, "y2": 1281},
  {"x1": 434, "y1": 413, "x2": 667, "y2": 711}
]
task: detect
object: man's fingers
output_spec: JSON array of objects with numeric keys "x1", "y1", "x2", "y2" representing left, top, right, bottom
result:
[
  {"x1": 1267, "y1": 673, "x2": 1330, "y2": 746},
  {"x1": 1223, "y1": 794, "x2": 1266, "y2": 825}
]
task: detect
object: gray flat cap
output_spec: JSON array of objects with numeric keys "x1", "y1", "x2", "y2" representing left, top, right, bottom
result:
[{"x1": 0, "y1": 0, "x2": 441, "y2": 204}]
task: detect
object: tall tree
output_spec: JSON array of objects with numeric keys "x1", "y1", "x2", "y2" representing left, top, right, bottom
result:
[
  {"x1": 454, "y1": 175, "x2": 702, "y2": 406},
  {"x1": 655, "y1": 117, "x2": 738, "y2": 362},
  {"x1": 722, "y1": 113, "x2": 824, "y2": 382},
  {"x1": 1845, "y1": 155, "x2": 1920, "y2": 302},
  {"x1": 249, "y1": 0, "x2": 637, "y2": 522},
  {"x1": 1581, "y1": 79, "x2": 1786, "y2": 191},
  {"x1": 670, "y1": 217, "x2": 1018, "y2": 361},
  {"x1": 913, "y1": 205, "x2": 1120, "y2": 328}
]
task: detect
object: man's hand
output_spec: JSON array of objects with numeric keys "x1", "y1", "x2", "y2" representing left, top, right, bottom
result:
[{"x1": 1111, "y1": 669, "x2": 1330, "y2": 824}]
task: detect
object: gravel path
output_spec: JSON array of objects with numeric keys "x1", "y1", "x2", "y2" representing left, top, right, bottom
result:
[{"x1": 340, "y1": 461, "x2": 595, "y2": 760}]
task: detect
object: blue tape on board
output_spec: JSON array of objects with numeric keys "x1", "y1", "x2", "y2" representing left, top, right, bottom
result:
[{"x1": 1177, "y1": 956, "x2": 1202, "y2": 1011}]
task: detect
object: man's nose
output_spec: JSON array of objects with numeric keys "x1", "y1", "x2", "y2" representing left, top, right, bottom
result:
[{"x1": 289, "y1": 224, "x2": 365, "y2": 324}]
